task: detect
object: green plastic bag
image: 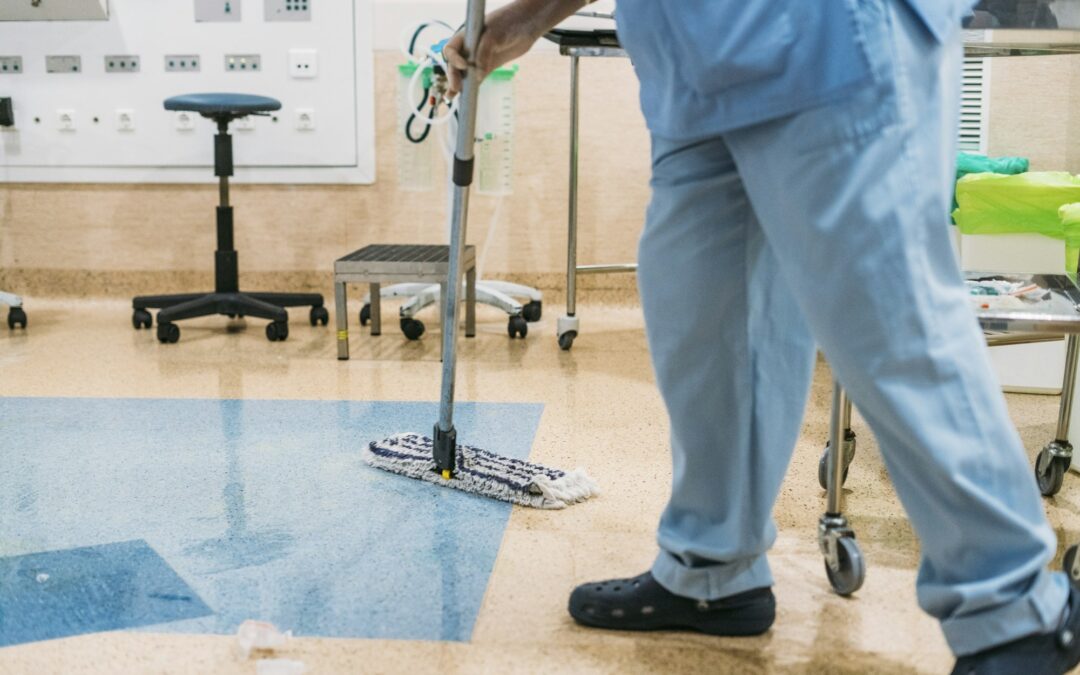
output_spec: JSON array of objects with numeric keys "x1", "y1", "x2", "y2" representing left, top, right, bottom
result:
[
  {"x1": 1058, "y1": 203, "x2": 1080, "y2": 273},
  {"x1": 955, "y1": 152, "x2": 1029, "y2": 181},
  {"x1": 951, "y1": 152, "x2": 1029, "y2": 217},
  {"x1": 953, "y1": 172, "x2": 1080, "y2": 272}
]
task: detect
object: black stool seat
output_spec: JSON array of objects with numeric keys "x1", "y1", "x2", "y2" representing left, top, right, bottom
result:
[{"x1": 164, "y1": 93, "x2": 281, "y2": 117}]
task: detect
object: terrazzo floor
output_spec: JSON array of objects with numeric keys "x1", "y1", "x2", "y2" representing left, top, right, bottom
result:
[{"x1": 0, "y1": 297, "x2": 1076, "y2": 674}]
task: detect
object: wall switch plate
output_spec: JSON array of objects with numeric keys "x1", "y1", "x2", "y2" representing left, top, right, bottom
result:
[
  {"x1": 105, "y1": 55, "x2": 140, "y2": 73},
  {"x1": 295, "y1": 108, "x2": 315, "y2": 130},
  {"x1": 165, "y1": 55, "x2": 200, "y2": 72},
  {"x1": 288, "y1": 48, "x2": 317, "y2": 79},
  {"x1": 0, "y1": 56, "x2": 23, "y2": 74},
  {"x1": 116, "y1": 109, "x2": 135, "y2": 131},
  {"x1": 195, "y1": 0, "x2": 241, "y2": 22},
  {"x1": 265, "y1": 0, "x2": 310, "y2": 22},
  {"x1": 225, "y1": 54, "x2": 261, "y2": 72},
  {"x1": 46, "y1": 55, "x2": 82, "y2": 74},
  {"x1": 233, "y1": 116, "x2": 256, "y2": 131},
  {"x1": 56, "y1": 109, "x2": 76, "y2": 131},
  {"x1": 174, "y1": 111, "x2": 196, "y2": 130}
]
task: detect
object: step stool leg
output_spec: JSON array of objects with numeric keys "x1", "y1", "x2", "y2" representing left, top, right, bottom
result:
[
  {"x1": 336, "y1": 281, "x2": 350, "y2": 360},
  {"x1": 370, "y1": 282, "x2": 381, "y2": 336},
  {"x1": 466, "y1": 266, "x2": 476, "y2": 338}
]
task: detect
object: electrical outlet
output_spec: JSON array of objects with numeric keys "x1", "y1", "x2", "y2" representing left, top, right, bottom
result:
[
  {"x1": 174, "y1": 111, "x2": 196, "y2": 131},
  {"x1": 195, "y1": 0, "x2": 241, "y2": 22},
  {"x1": 265, "y1": 0, "x2": 311, "y2": 22},
  {"x1": 0, "y1": 57, "x2": 23, "y2": 74},
  {"x1": 56, "y1": 109, "x2": 76, "y2": 131},
  {"x1": 233, "y1": 116, "x2": 256, "y2": 131},
  {"x1": 295, "y1": 108, "x2": 315, "y2": 130},
  {"x1": 165, "y1": 55, "x2": 200, "y2": 72},
  {"x1": 46, "y1": 55, "x2": 82, "y2": 74},
  {"x1": 105, "y1": 55, "x2": 140, "y2": 73},
  {"x1": 116, "y1": 109, "x2": 135, "y2": 131},
  {"x1": 288, "y1": 49, "x2": 317, "y2": 79},
  {"x1": 225, "y1": 54, "x2": 261, "y2": 72}
]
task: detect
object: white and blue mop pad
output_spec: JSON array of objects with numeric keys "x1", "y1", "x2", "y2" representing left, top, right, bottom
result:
[{"x1": 364, "y1": 432, "x2": 599, "y2": 509}]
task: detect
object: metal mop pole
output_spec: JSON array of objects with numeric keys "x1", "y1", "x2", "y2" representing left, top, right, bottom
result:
[{"x1": 433, "y1": 0, "x2": 486, "y2": 477}]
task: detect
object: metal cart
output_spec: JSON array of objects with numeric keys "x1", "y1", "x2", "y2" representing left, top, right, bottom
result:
[
  {"x1": 821, "y1": 273, "x2": 1080, "y2": 594},
  {"x1": 544, "y1": 28, "x2": 635, "y2": 351},
  {"x1": 818, "y1": 20, "x2": 1080, "y2": 595}
]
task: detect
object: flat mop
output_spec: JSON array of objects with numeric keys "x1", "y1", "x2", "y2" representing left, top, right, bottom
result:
[{"x1": 364, "y1": 0, "x2": 598, "y2": 509}]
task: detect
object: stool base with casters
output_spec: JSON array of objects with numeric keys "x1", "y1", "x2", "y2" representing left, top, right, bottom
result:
[
  {"x1": 132, "y1": 94, "x2": 326, "y2": 344},
  {"x1": 359, "y1": 280, "x2": 536, "y2": 340}
]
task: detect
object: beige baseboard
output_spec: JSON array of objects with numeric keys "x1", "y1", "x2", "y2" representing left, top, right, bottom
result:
[{"x1": 0, "y1": 268, "x2": 642, "y2": 305}]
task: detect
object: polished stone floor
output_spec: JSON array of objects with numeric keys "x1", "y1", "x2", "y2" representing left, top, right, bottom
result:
[{"x1": 0, "y1": 298, "x2": 1076, "y2": 674}]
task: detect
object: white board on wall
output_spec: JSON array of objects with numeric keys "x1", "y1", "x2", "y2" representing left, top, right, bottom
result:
[{"x1": 0, "y1": 0, "x2": 375, "y2": 184}]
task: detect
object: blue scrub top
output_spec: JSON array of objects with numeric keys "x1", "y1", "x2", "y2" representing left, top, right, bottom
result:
[{"x1": 613, "y1": 0, "x2": 978, "y2": 141}]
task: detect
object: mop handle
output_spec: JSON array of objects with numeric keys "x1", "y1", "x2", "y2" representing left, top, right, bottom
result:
[{"x1": 437, "y1": 0, "x2": 486, "y2": 440}]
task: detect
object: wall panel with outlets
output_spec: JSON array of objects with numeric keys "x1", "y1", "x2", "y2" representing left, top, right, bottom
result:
[{"x1": 0, "y1": 0, "x2": 375, "y2": 184}]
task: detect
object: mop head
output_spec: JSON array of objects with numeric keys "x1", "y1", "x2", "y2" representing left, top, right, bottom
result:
[{"x1": 364, "y1": 432, "x2": 599, "y2": 509}]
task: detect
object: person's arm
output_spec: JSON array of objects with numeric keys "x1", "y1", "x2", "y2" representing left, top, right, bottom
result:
[{"x1": 442, "y1": 0, "x2": 595, "y2": 95}]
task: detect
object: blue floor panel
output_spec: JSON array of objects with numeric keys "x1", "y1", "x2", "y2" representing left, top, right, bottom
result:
[
  {"x1": 0, "y1": 540, "x2": 212, "y2": 647},
  {"x1": 0, "y1": 398, "x2": 543, "y2": 646}
]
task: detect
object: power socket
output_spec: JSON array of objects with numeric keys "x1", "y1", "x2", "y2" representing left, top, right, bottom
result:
[
  {"x1": 46, "y1": 55, "x2": 82, "y2": 74},
  {"x1": 266, "y1": 0, "x2": 311, "y2": 22},
  {"x1": 195, "y1": 0, "x2": 240, "y2": 21},
  {"x1": 165, "y1": 55, "x2": 200, "y2": 72},
  {"x1": 295, "y1": 108, "x2": 315, "y2": 130},
  {"x1": 225, "y1": 54, "x2": 262, "y2": 72},
  {"x1": 288, "y1": 49, "x2": 317, "y2": 79},
  {"x1": 56, "y1": 109, "x2": 76, "y2": 131},
  {"x1": 116, "y1": 109, "x2": 135, "y2": 132},
  {"x1": 0, "y1": 56, "x2": 23, "y2": 74},
  {"x1": 233, "y1": 116, "x2": 255, "y2": 131},
  {"x1": 174, "y1": 111, "x2": 196, "y2": 131},
  {"x1": 105, "y1": 55, "x2": 140, "y2": 73}
]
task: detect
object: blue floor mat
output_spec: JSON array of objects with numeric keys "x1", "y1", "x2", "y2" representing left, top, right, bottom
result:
[{"x1": 0, "y1": 397, "x2": 543, "y2": 645}]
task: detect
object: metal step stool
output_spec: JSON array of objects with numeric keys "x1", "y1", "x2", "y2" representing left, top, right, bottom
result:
[{"x1": 334, "y1": 244, "x2": 477, "y2": 360}]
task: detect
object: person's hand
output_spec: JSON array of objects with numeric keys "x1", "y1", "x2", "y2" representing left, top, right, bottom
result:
[{"x1": 442, "y1": 2, "x2": 545, "y2": 97}]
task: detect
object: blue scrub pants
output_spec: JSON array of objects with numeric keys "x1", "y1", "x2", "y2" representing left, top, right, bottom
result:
[{"x1": 637, "y1": 0, "x2": 1070, "y2": 656}]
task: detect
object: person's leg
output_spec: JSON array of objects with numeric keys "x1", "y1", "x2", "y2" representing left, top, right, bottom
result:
[
  {"x1": 724, "y1": 0, "x2": 1069, "y2": 656},
  {"x1": 637, "y1": 134, "x2": 817, "y2": 600}
]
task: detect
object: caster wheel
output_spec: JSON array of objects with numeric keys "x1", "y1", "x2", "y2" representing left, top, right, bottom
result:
[
  {"x1": 825, "y1": 536, "x2": 865, "y2": 597},
  {"x1": 522, "y1": 300, "x2": 542, "y2": 322},
  {"x1": 310, "y1": 306, "x2": 329, "y2": 326},
  {"x1": 816, "y1": 444, "x2": 851, "y2": 486},
  {"x1": 558, "y1": 331, "x2": 577, "y2": 351},
  {"x1": 7, "y1": 307, "x2": 26, "y2": 330},
  {"x1": 132, "y1": 309, "x2": 152, "y2": 330},
  {"x1": 359, "y1": 304, "x2": 371, "y2": 326},
  {"x1": 266, "y1": 321, "x2": 289, "y2": 342},
  {"x1": 401, "y1": 318, "x2": 425, "y2": 340},
  {"x1": 226, "y1": 313, "x2": 244, "y2": 320},
  {"x1": 1035, "y1": 449, "x2": 1066, "y2": 497},
  {"x1": 1065, "y1": 544, "x2": 1080, "y2": 586},
  {"x1": 157, "y1": 322, "x2": 180, "y2": 344},
  {"x1": 508, "y1": 315, "x2": 528, "y2": 339}
]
